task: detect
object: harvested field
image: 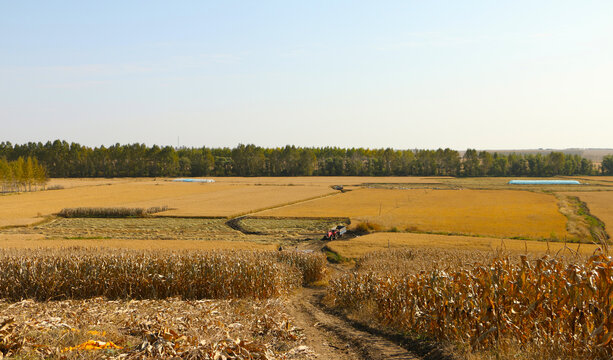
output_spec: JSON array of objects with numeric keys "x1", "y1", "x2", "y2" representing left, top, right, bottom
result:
[
  {"x1": 562, "y1": 191, "x2": 613, "y2": 236},
  {"x1": 0, "y1": 297, "x2": 310, "y2": 359},
  {"x1": 327, "y1": 232, "x2": 601, "y2": 259},
  {"x1": 259, "y1": 188, "x2": 568, "y2": 239},
  {"x1": 29, "y1": 217, "x2": 240, "y2": 241},
  {"x1": 238, "y1": 217, "x2": 347, "y2": 236},
  {"x1": 0, "y1": 179, "x2": 335, "y2": 227}
]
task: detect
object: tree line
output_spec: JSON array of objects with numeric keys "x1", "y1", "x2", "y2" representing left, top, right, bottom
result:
[
  {"x1": 0, "y1": 157, "x2": 47, "y2": 193},
  {"x1": 0, "y1": 140, "x2": 604, "y2": 178},
  {"x1": 603, "y1": 155, "x2": 613, "y2": 176}
]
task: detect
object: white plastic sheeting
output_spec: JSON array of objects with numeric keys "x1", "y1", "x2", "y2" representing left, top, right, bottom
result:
[{"x1": 172, "y1": 178, "x2": 215, "y2": 183}]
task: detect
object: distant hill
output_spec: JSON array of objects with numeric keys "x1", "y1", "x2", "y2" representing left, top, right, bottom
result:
[{"x1": 460, "y1": 149, "x2": 613, "y2": 162}]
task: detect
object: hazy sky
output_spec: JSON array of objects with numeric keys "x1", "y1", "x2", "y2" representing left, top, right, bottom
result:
[{"x1": 1, "y1": 1, "x2": 612, "y2": 150}]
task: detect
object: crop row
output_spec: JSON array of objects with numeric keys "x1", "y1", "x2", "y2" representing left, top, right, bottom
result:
[
  {"x1": 57, "y1": 206, "x2": 169, "y2": 218},
  {"x1": 327, "y1": 250, "x2": 613, "y2": 359},
  {"x1": 0, "y1": 249, "x2": 326, "y2": 301}
]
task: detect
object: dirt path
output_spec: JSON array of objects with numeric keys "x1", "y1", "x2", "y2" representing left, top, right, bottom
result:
[
  {"x1": 286, "y1": 238, "x2": 454, "y2": 360},
  {"x1": 287, "y1": 287, "x2": 421, "y2": 360},
  {"x1": 286, "y1": 238, "x2": 424, "y2": 359}
]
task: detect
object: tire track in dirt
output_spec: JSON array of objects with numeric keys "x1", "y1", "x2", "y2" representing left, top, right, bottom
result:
[{"x1": 287, "y1": 287, "x2": 420, "y2": 360}]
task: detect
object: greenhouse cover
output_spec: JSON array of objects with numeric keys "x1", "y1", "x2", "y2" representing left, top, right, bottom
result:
[
  {"x1": 508, "y1": 180, "x2": 580, "y2": 185},
  {"x1": 172, "y1": 178, "x2": 215, "y2": 183}
]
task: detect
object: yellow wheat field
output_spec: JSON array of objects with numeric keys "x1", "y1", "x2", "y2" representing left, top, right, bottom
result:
[
  {"x1": 563, "y1": 191, "x2": 613, "y2": 232},
  {"x1": 327, "y1": 232, "x2": 600, "y2": 258},
  {"x1": 0, "y1": 179, "x2": 334, "y2": 227},
  {"x1": 259, "y1": 188, "x2": 568, "y2": 239}
]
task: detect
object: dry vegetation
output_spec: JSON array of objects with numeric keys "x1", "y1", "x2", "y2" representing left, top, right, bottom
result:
[
  {"x1": 326, "y1": 249, "x2": 612, "y2": 359},
  {"x1": 259, "y1": 188, "x2": 568, "y2": 239},
  {"x1": 326, "y1": 232, "x2": 601, "y2": 259},
  {"x1": 0, "y1": 248, "x2": 326, "y2": 359},
  {"x1": 57, "y1": 206, "x2": 169, "y2": 218},
  {"x1": 34, "y1": 217, "x2": 238, "y2": 241},
  {"x1": 0, "y1": 234, "x2": 277, "y2": 251},
  {"x1": 0, "y1": 298, "x2": 310, "y2": 359},
  {"x1": 0, "y1": 248, "x2": 326, "y2": 301}
]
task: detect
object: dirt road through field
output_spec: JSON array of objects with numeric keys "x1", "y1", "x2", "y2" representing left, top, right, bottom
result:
[{"x1": 287, "y1": 287, "x2": 420, "y2": 360}]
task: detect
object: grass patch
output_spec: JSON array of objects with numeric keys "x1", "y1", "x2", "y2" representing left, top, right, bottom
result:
[
  {"x1": 575, "y1": 197, "x2": 609, "y2": 241},
  {"x1": 322, "y1": 246, "x2": 350, "y2": 263},
  {"x1": 555, "y1": 193, "x2": 608, "y2": 243},
  {"x1": 63, "y1": 236, "x2": 112, "y2": 240}
]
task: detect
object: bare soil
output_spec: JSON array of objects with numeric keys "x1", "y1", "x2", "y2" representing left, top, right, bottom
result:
[{"x1": 286, "y1": 287, "x2": 421, "y2": 360}]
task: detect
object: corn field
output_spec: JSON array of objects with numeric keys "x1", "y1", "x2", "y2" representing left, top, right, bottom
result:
[
  {"x1": 57, "y1": 206, "x2": 169, "y2": 218},
  {"x1": 327, "y1": 249, "x2": 613, "y2": 359},
  {"x1": 0, "y1": 249, "x2": 326, "y2": 301}
]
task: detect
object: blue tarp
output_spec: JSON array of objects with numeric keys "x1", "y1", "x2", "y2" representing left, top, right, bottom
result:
[
  {"x1": 172, "y1": 178, "x2": 215, "y2": 183},
  {"x1": 508, "y1": 180, "x2": 580, "y2": 185}
]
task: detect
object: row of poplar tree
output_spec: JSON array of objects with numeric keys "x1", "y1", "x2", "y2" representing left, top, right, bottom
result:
[
  {"x1": 0, "y1": 140, "x2": 608, "y2": 178},
  {"x1": 0, "y1": 157, "x2": 48, "y2": 193}
]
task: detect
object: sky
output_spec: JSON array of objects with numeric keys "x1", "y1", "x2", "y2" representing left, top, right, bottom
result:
[{"x1": 1, "y1": 1, "x2": 612, "y2": 150}]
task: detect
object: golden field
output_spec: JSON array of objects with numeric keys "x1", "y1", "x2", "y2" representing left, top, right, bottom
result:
[
  {"x1": 259, "y1": 188, "x2": 568, "y2": 239},
  {"x1": 0, "y1": 179, "x2": 335, "y2": 227},
  {"x1": 46, "y1": 177, "x2": 149, "y2": 189},
  {"x1": 209, "y1": 176, "x2": 448, "y2": 186},
  {"x1": 0, "y1": 234, "x2": 277, "y2": 250},
  {"x1": 563, "y1": 191, "x2": 613, "y2": 232},
  {"x1": 327, "y1": 232, "x2": 600, "y2": 258}
]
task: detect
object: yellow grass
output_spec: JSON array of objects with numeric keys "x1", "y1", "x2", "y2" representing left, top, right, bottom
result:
[
  {"x1": 0, "y1": 234, "x2": 276, "y2": 250},
  {"x1": 210, "y1": 176, "x2": 448, "y2": 186},
  {"x1": 46, "y1": 177, "x2": 150, "y2": 189},
  {"x1": 327, "y1": 232, "x2": 600, "y2": 258},
  {"x1": 0, "y1": 179, "x2": 334, "y2": 227},
  {"x1": 259, "y1": 188, "x2": 568, "y2": 239},
  {"x1": 563, "y1": 191, "x2": 613, "y2": 233},
  {"x1": 570, "y1": 176, "x2": 613, "y2": 182}
]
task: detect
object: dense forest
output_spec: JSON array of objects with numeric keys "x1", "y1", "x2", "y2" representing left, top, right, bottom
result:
[
  {"x1": 0, "y1": 141, "x2": 608, "y2": 178},
  {"x1": 0, "y1": 157, "x2": 48, "y2": 192}
]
